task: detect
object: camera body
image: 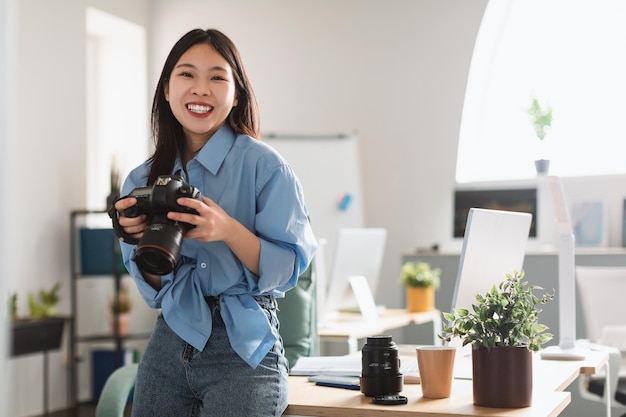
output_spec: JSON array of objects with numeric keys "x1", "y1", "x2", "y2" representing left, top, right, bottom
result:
[
  {"x1": 124, "y1": 174, "x2": 201, "y2": 220},
  {"x1": 110, "y1": 174, "x2": 202, "y2": 275}
]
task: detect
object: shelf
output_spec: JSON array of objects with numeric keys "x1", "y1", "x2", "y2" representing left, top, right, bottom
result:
[
  {"x1": 69, "y1": 209, "x2": 149, "y2": 415},
  {"x1": 11, "y1": 317, "x2": 67, "y2": 357},
  {"x1": 75, "y1": 332, "x2": 152, "y2": 343}
]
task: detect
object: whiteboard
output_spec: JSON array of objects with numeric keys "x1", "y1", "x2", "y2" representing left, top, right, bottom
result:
[{"x1": 263, "y1": 133, "x2": 365, "y2": 279}]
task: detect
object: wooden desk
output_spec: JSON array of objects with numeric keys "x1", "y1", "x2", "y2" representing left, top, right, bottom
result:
[
  {"x1": 285, "y1": 350, "x2": 608, "y2": 417},
  {"x1": 318, "y1": 309, "x2": 442, "y2": 353}
]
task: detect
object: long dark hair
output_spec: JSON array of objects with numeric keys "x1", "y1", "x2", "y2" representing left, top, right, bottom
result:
[{"x1": 147, "y1": 28, "x2": 260, "y2": 184}]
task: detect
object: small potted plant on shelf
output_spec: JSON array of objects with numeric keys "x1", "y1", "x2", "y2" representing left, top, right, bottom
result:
[
  {"x1": 399, "y1": 261, "x2": 441, "y2": 312},
  {"x1": 109, "y1": 282, "x2": 132, "y2": 337},
  {"x1": 439, "y1": 270, "x2": 554, "y2": 408},
  {"x1": 11, "y1": 283, "x2": 66, "y2": 357},
  {"x1": 527, "y1": 96, "x2": 553, "y2": 174},
  {"x1": 27, "y1": 282, "x2": 61, "y2": 319}
]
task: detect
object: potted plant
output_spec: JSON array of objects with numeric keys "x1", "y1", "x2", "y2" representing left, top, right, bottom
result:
[
  {"x1": 109, "y1": 282, "x2": 132, "y2": 337},
  {"x1": 399, "y1": 261, "x2": 441, "y2": 312},
  {"x1": 11, "y1": 283, "x2": 66, "y2": 357},
  {"x1": 27, "y1": 282, "x2": 61, "y2": 319},
  {"x1": 440, "y1": 270, "x2": 554, "y2": 408},
  {"x1": 527, "y1": 96, "x2": 553, "y2": 174}
]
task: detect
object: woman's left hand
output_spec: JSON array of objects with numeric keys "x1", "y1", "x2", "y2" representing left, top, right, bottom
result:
[
  {"x1": 167, "y1": 196, "x2": 233, "y2": 243},
  {"x1": 167, "y1": 196, "x2": 261, "y2": 275}
]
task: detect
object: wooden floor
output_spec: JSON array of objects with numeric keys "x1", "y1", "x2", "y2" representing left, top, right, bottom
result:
[{"x1": 30, "y1": 402, "x2": 131, "y2": 417}]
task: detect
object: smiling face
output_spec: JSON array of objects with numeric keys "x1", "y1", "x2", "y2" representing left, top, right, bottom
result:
[{"x1": 165, "y1": 43, "x2": 238, "y2": 149}]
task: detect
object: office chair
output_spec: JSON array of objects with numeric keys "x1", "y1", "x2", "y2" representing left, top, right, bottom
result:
[
  {"x1": 575, "y1": 266, "x2": 626, "y2": 416},
  {"x1": 95, "y1": 363, "x2": 137, "y2": 417}
]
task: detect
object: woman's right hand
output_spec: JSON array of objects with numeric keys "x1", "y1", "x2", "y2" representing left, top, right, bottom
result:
[
  {"x1": 114, "y1": 197, "x2": 162, "y2": 287},
  {"x1": 114, "y1": 197, "x2": 148, "y2": 242}
]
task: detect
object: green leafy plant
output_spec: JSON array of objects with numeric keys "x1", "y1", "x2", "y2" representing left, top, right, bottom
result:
[
  {"x1": 527, "y1": 96, "x2": 553, "y2": 142},
  {"x1": 400, "y1": 261, "x2": 441, "y2": 289},
  {"x1": 27, "y1": 282, "x2": 61, "y2": 319},
  {"x1": 439, "y1": 270, "x2": 553, "y2": 351},
  {"x1": 9, "y1": 292, "x2": 18, "y2": 321}
]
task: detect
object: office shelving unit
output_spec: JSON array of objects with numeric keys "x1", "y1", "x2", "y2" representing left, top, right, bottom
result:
[{"x1": 68, "y1": 209, "x2": 150, "y2": 415}]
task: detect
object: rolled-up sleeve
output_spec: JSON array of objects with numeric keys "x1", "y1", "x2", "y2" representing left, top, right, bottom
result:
[{"x1": 255, "y1": 164, "x2": 317, "y2": 294}]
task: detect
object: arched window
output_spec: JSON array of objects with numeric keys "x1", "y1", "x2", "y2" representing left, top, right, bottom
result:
[{"x1": 456, "y1": 0, "x2": 626, "y2": 183}]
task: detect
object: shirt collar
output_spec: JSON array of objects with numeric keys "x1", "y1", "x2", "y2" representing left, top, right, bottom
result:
[{"x1": 195, "y1": 125, "x2": 236, "y2": 175}]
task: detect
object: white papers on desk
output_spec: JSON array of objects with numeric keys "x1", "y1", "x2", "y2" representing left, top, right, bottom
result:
[
  {"x1": 290, "y1": 356, "x2": 362, "y2": 376},
  {"x1": 290, "y1": 355, "x2": 423, "y2": 383},
  {"x1": 290, "y1": 354, "x2": 470, "y2": 383},
  {"x1": 400, "y1": 358, "x2": 421, "y2": 384}
]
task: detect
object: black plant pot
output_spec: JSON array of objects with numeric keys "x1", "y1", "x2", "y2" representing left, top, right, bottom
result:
[
  {"x1": 472, "y1": 345, "x2": 532, "y2": 408},
  {"x1": 11, "y1": 317, "x2": 66, "y2": 357}
]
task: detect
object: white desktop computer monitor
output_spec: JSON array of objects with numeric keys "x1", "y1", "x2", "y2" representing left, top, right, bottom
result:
[
  {"x1": 323, "y1": 228, "x2": 387, "y2": 317},
  {"x1": 449, "y1": 208, "x2": 531, "y2": 354},
  {"x1": 451, "y1": 208, "x2": 532, "y2": 316}
]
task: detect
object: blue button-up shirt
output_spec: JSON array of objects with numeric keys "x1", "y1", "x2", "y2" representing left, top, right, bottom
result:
[{"x1": 119, "y1": 125, "x2": 318, "y2": 368}]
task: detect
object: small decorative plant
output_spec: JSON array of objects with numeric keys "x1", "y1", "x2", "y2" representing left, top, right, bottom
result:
[
  {"x1": 400, "y1": 261, "x2": 441, "y2": 288},
  {"x1": 440, "y1": 270, "x2": 553, "y2": 351},
  {"x1": 27, "y1": 282, "x2": 61, "y2": 319},
  {"x1": 9, "y1": 292, "x2": 18, "y2": 321},
  {"x1": 527, "y1": 96, "x2": 553, "y2": 142}
]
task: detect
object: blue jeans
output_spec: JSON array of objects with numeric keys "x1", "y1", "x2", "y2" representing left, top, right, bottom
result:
[{"x1": 131, "y1": 296, "x2": 289, "y2": 417}]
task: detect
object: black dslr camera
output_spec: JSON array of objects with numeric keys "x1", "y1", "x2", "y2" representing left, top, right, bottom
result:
[{"x1": 109, "y1": 174, "x2": 202, "y2": 275}]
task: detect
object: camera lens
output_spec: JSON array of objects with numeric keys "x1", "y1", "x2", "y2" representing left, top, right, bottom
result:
[
  {"x1": 360, "y1": 335, "x2": 403, "y2": 397},
  {"x1": 135, "y1": 222, "x2": 185, "y2": 275}
]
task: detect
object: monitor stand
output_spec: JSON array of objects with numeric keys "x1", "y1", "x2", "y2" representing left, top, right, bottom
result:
[
  {"x1": 348, "y1": 275, "x2": 379, "y2": 321},
  {"x1": 320, "y1": 275, "x2": 380, "y2": 326}
]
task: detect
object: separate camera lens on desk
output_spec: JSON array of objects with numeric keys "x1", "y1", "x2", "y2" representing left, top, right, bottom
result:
[{"x1": 360, "y1": 335, "x2": 403, "y2": 397}]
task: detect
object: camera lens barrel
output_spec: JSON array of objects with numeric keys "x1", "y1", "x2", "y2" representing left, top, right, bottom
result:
[
  {"x1": 134, "y1": 222, "x2": 185, "y2": 275},
  {"x1": 114, "y1": 175, "x2": 202, "y2": 275},
  {"x1": 360, "y1": 335, "x2": 403, "y2": 397}
]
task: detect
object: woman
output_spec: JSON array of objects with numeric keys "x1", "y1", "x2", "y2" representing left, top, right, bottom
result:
[{"x1": 113, "y1": 28, "x2": 317, "y2": 416}]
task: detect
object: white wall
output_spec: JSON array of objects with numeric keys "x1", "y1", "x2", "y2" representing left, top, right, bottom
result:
[
  {"x1": 2, "y1": 0, "x2": 16, "y2": 414},
  {"x1": 8, "y1": 2, "x2": 150, "y2": 416}
]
